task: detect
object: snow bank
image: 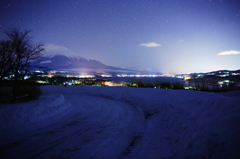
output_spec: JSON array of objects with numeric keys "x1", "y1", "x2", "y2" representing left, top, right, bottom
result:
[
  {"x1": 1, "y1": 85, "x2": 240, "y2": 158},
  {"x1": 46, "y1": 85, "x2": 240, "y2": 158},
  {"x1": 0, "y1": 93, "x2": 72, "y2": 134}
]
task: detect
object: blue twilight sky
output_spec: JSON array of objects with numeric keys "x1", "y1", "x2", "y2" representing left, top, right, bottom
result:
[{"x1": 1, "y1": 0, "x2": 240, "y2": 73}]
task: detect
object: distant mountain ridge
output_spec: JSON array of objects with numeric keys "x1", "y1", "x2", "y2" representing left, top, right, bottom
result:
[{"x1": 31, "y1": 54, "x2": 117, "y2": 70}]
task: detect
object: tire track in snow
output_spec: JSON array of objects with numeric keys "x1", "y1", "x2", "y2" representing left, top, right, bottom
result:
[{"x1": 0, "y1": 95, "x2": 146, "y2": 159}]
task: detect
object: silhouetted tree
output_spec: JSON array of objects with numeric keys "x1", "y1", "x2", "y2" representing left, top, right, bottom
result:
[
  {"x1": 0, "y1": 40, "x2": 13, "y2": 79},
  {"x1": 0, "y1": 28, "x2": 44, "y2": 96}
]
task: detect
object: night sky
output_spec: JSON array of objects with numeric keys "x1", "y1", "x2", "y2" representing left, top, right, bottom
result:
[{"x1": 1, "y1": 0, "x2": 240, "y2": 73}]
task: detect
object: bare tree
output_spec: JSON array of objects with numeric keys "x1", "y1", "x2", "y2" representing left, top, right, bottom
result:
[
  {"x1": 0, "y1": 40, "x2": 13, "y2": 79},
  {"x1": 0, "y1": 28, "x2": 44, "y2": 96}
]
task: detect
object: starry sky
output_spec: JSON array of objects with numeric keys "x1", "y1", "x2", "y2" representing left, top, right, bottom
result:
[{"x1": 1, "y1": 0, "x2": 240, "y2": 73}]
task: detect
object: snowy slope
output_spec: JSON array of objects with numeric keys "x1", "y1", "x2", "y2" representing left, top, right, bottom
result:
[
  {"x1": 0, "y1": 94, "x2": 72, "y2": 134},
  {"x1": 31, "y1": 54, "x2": 111, "y2": 70},
  {"x1": 0, "y1": 86, "x2": 240, "y2": 158}
]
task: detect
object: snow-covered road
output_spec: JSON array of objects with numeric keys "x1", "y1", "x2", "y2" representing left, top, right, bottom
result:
[
  {"x1": 0, "y1": 94, "x2": 145, "y2": 159},
  {"x1": 1, "y1": 85, "x2": 240, "y2": 158}
]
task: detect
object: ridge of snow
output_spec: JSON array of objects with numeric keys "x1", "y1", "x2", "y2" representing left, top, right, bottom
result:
[
  {"x1": 1, "y1": 86, "x2": 240, "y2": 158},
  {"x1": 43, "y1": 53, "x2": 88, "y2": 61},
  {"x1": 0, "y1": 94, "x2": 72, "y2": 135},
  {"x1": 40, "y1": 60, "x2": 52, "y2": 64},
  {"x1": 44, "y1": 53, "x2": 79, "y2": 59},
  {"x1": 43, "y1": 44, "x2": 84, "y2": 59},
  {"x1": 58, "y1": 86, "x2": 240, "y2": 158}
]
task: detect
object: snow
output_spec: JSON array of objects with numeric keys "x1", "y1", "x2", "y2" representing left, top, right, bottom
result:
[
  {"x1": 40, "y1": 60, "x2": 52, "y2": 64},
  {"x1": 0, "y1": 94, "x2": 72, "y2": 134},
  {"x1": 0, "y1": 85, "x2": 240, "y2": 158},
  {"x1": 44, "y1": 44, "x2": 83, "y2": 59}
]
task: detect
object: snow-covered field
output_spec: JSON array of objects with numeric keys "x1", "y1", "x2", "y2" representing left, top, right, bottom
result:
[{"x1": 0, "y1": 85, "x2": 240, "y2": 159}]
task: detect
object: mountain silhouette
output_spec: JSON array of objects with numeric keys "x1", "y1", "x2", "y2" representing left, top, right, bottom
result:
[{"x1": 30, "y1": 54, "x2": 124, "y2": 71}]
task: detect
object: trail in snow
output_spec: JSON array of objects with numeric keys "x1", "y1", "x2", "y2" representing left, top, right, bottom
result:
[
  {"x1": 1, "y1": 85, "x2": 240, "y2": 158},
  {"x1": 0, "y1": 94, "x2": 145, "y2": 159}
]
